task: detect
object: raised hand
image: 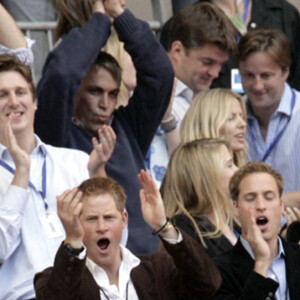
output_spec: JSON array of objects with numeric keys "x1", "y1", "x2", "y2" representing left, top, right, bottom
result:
[
  {"x1": 5, "y1": 115, "x2": 30, "y2": 188},
  {"x1": 88, "y1": 125, "x2": 116, "y2": 177},
  {"x1": 243, "y1": 209, "x2": 270, "y2": 277},
  {"x1": 57, "y1": 188, "x2": 84, "y2": 248},
  {"x1": 103, "y1": 0, "x2": 125, "y2": 19},
  {"x1": 138, "y1": 170, "x2": 178, "y2": 239}
]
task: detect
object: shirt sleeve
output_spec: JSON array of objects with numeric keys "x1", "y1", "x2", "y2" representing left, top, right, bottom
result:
[
  {"x1": 0, "y1": 36, "x2": 35, "y2": 66},
  {"x1": 0, "y1": 185, "x2": 30, "y2": 262}
]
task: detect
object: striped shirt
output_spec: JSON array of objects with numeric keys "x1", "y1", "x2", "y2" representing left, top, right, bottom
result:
[{"x1": 246, "y1": 82, "x2": 300, "y2": 193}]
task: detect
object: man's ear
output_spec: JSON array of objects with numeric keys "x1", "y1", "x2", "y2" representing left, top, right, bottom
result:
[
  {"x1": 169, "y1": 40, "x2": 185, "y2": 63},
  {"x1": 122, "y1": 210, "x2": 128, "y2": 229},
  {"x1": 233, "y1": 200, "x2": 239, "y2": 219},
  {"x1": 282, "y1": 67, "x2": 290, "y2": 82}
]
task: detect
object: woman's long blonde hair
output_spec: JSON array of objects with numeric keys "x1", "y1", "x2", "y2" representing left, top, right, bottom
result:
[
  {"x1": 180, "y1": 88, "x2": 247, "y2": 167},
  {"x1": 162, "y1": 139, "x2": 234, "y2": 247}
]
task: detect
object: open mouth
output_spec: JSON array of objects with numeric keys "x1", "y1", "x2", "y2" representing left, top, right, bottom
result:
[
  {"x1": 256, "y1": 216, "x2": 268, "y2": 226},
  {"x1": 97, "y1": 238, "x2": 110, "y2": 251}
]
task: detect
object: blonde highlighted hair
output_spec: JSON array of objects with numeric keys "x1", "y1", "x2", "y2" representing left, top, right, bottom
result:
[
  {"x1": 180, "y1": 88, "x2": 247, "y2": 167},
  {"x1": 162, "y1": 139, "x2": 234, "y2": 247}
]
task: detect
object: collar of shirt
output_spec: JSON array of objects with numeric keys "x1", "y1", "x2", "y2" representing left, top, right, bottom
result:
[
  {"x1": 86, "y1": 245, "x2": 140, "y2": 300},
  {"x1": 175, "y1": 78, "x2": 194, "y2": 104},
  {"x1": 0, "y1": 134, "x2": 47, "y2": 161},
  {"x1": 247, "y1": 82, "x2": 293, "y2": 122},
  {"x1": 240, "y1": 235, "x2": 285, "y2": 261}
]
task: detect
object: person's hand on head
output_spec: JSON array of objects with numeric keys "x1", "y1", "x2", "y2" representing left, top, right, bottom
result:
[
  {"x1": 103, "y1": 0, "x2": 125, "y2": 19},
  {"x1": 57, "y1": 188, "x2": 84, "y2": 248},
  {"x1": 88, "y1": 125, "x2": 116, "y2": 177}
]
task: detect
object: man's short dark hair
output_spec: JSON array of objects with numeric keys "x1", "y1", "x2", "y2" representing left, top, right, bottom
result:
[
  {"x1": 169, "y1": 2, "x2": 237, "y2": 54},
  {"x1": 0, "y1": 54, "x2": 36, "y2": 99},
  {"x1": 93, "y1": 51, "x2": 122, "y2": 87},
  {"x1": 78, "y1": 177, "x2": 126, "y2": 213},
  {"x1": 230, "y1": 162, "x2": 284, "y2": 202}
]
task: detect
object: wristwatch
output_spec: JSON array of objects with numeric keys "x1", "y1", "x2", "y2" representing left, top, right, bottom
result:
[{"x1": 63, "y1": 243, "x2": 84, "y2": 256}]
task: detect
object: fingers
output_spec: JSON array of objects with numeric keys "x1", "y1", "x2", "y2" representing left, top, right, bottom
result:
[
  {"x1": 57, "y1": 188, "x2": 83, "y2": 219},
  {"x1": 284, "y1": 207, "x2": 300, "y2": 225}
]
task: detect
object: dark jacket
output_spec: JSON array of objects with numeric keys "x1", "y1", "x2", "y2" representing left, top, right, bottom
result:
[
  {"x1": 212, "y1": 238, "x2": 300, "y2": 300},
  {"x1": 34, "y1": 232, "x2": 222, "y2": 300}
]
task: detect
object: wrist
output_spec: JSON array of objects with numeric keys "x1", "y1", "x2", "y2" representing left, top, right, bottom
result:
[
  {"x1": 161, "y1": 114, "x2": 178, "y2": 133},
  {"x1": 64, "y1": 237, "x2": 83, "y2": 250},
  {"x1": 152, "y1": 218, "x2": 173, "y2": 235}
]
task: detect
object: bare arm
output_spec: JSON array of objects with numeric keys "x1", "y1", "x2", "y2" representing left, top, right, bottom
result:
[{"x1": 0, "y1": 4, "x2": 26, "y2": 49}]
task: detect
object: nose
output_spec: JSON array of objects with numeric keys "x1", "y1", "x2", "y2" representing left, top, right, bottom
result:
[
  {"x1": 98, "y1": 94, "x2": 108, "y2": 109},
  {"x1": 208, "y1": 63, "x2": 222, "y2": 79},
  {"x1": 237, "y1": 116, "x2": 246, "y2": 128},
  {"x1": 255, "y1": 196, "x2": 266, "y2": 211},
  {"x1": 97, "y1": 218, "x2": 108, "y2": 233},
  {"x1": 120, "y1": 0, "x2": 126, "y2": 7},
  {"x1": 253, "y1": 76, "x2": 264, "y2": 91},
  {"x1": 8, "y1": 92, "x2": 19, "y2": 107}
]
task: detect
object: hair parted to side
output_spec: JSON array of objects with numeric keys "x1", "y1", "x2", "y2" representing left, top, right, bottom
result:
[
  {"x1": 229, "y1": 162, "x2": 284, "y2": 202},
  {"x1": 55, "y1": 0, "x2": 93, "y2": 41},
  {"x1": 78, "y1": 177, "x2": 126, "y2": 213},
  {"x1": 180, "y1": 88, "x2": 246, "y2": 167},
  {"x1": 94, "y1": 51, "x2": 122, "y2": 87},
  {"x1": 169, "y1": 2, "x2": 237, "y2": 53},
  {"x1": 238, "y1": 28, "x2": 291, "y2": 71},
  {"x1": 0, "y1": 54, "x2": 35, "y2": 99},
  {"x1": 162, "y1": 138, "x2": 234, "y2": 247}
]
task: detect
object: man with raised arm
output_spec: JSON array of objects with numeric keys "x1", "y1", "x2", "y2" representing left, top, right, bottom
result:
[
  {"x1": 34, "y1": 171, "x2": 221, "y2": 300},
  {"x1": 0, "y1": 54, "x2": 116, "y2": 300},
  {"x1": 213, "y1": 162, "x2": 300, "y2": 300},
  {"x1": 35, "y1": 0, "x2": 174, "y2": 255}
]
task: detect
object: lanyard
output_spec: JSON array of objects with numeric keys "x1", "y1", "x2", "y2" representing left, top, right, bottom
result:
[
  {"x1": 100, "y1": 282, "x2": 129, "y2": 300},
  {"x1": 249, "y1": 89, "x2": 296, "y2": 162},
  {"x1": 0, "y1": 157, "x2": 48, "y2": 213}
]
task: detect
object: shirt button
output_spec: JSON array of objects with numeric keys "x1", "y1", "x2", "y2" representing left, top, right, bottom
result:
[
  {"x1": 69, "y1": 256, "x2": 75, "y2": 263},
  {"x1": 268, "y1": 292, "x2": 273, "y2": 297},
  {"x1": 250, "y1": 22, "x2": 257, "y2": 28},
  {"x1": 266, "y1": 297, "x2": 271, "y2": 300}
]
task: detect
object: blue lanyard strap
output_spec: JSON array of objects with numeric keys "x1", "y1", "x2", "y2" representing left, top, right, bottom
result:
[
  {"x1": 249, "y1": 89, "x2": 296, "y2": 162},
  {"x1": 0, "y1": 157, "x2": 48, "y2": 212}
]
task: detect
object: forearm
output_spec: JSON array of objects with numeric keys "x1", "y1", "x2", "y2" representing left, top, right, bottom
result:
[
  {"x1": 282, "y1": 191, "x2": 300, "y2": 208},
  {"x1": 0, "y1": 4, "x2": 26, "y2": 49},
  {"x1": 114, "y1": 10, "x2": 174, "y2": 155},
  {"x1": 34, "y1": 243, "x2": 86, "y2": 300},
  {"x1": 163, "y1": 231, "x2": 222, "y2": 299}
]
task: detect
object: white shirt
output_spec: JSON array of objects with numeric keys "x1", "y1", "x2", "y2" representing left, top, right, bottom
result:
[
  {"x1": 85, "y1": 234, "x2": 183, "y2": 300},
  {"x1": 0, "y1": 135, "x2": 90, "y2": 300},
  {"x1": 86, "y1": 245, "x2": 140, "y2": 300},
  {"x1": 172, "y1": 78, "x2": 194, "y2": 129}
]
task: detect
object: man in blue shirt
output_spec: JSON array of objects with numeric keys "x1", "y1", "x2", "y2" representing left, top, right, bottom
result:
[{"x1": 239, "y1": 28, "x2": 300, "y2": 206}]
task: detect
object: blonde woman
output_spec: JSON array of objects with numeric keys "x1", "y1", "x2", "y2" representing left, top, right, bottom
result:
[
  {"x1": 180, "y1": 88, "x2": 246, "y2": 167},
  {"x1": 162, "y1": 138, "x2": 239, "y2": 257}
]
